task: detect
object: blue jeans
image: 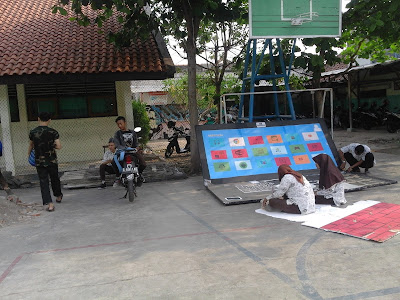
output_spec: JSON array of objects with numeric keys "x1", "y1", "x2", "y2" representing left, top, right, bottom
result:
[{"x1": 36, "y1": 164, "x2": 62, "y2": 205}]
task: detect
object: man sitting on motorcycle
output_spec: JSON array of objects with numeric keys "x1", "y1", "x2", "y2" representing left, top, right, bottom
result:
[{"x1": 112, "y1": 116, "x2": 146, "y2": 186}]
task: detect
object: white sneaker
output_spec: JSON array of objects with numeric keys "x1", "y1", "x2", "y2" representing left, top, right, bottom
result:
[{"x1": 113, "y1": 180, "x2": 121, "y2": 188}]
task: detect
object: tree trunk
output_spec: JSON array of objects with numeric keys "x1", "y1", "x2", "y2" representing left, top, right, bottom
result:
[
  {"x1": 312, "y1": 71, "x2": 324, "y2": 117},
  {"x1": 313, "y1": 51, "x2": 325, "y2": 118},
  {"x1": 186, "y1": 32, "x2": 201, "y2": 173},
  {"x1": 215, "y1": 81, "x2": 221, "y2": 123}
]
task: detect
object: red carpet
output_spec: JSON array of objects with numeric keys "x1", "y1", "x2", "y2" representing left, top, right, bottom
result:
[{"x1": 322, "y1": 203, "x2": 400, "y2": 242}]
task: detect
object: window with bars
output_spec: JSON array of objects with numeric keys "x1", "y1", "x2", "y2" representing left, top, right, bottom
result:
[
  {"x1": 25, "y1": 82, "x2": 118, "y2": 121},
  {"x1": 7, "y1": 85, "x2": 20, "y2": 122}
]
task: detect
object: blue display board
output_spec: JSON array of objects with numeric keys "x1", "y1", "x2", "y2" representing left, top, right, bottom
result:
[{"x1": 196, "y1": 119, "x2": 339, "y2": 183}]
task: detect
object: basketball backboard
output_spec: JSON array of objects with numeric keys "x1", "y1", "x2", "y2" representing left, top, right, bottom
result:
[{"x1": 250, "y1": 0, "x2": 342, "y2": 38}]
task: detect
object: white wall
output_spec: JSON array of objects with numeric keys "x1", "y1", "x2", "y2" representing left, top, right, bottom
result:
[{"x1": 3, "y1": 81, "x2": 133, "y2": 174}]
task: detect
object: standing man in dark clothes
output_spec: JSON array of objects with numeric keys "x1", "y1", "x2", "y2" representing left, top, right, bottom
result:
[
  {"x1": 112, "y1": 116, "x2": 146, "y2": 185},
  {"x1": 28, "y1": 112, "x2": 62, "y2": 212}
]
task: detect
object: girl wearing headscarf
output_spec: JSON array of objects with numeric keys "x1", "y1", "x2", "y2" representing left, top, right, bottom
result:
[
  {"x1": 312, "y1": 154, "x2": 347, "y2": 207},
  {"x1": 261, "y1": 164, "x2": 315, "y2": 214}
]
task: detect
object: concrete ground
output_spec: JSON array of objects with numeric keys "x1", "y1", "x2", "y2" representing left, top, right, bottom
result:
[{"x1": 1, "y1": 129, "x2": 400, "y2": 299}]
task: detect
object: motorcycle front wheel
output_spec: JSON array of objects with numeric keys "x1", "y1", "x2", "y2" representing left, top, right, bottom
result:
[
  {"x1": 127, "y1": 180, "x2": 135, "y2": 202},
  {"x1": 362, "y1": 122, "x2": 372, "y2": 130},
  {"x1": 165, "y1": 147, "x2": 174, "y2": 158},
  {"x1": 386, "y1": 121, "x2": 397, "y2": 133}
]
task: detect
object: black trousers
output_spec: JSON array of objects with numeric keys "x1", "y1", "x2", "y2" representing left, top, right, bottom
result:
[
  {"x1": 269, "y1": 197, "x2": 301, "y2": 214},
  {"x1": 344, "y1": 152, "x2": 374, "y2": 169},
  {"x1": 99, "y1": 164, "x2": 116, "y2": 181},
  {"x1": 36, "y1": 164, "x2": 62, "y2": 205},
  {"x1": 315, "y1": 195, "x2": 335, "y2": 205}
]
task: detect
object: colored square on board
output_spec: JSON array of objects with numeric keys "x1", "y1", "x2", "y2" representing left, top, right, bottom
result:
[
  {"x1": 302, "y1": 132, "x2": 319, "y2": 141},
  {"x1": 255, "y1": 158, "x2": 273, "y2": 168},
  {"x1": 209, "y1": 138, "x2": 225, "y2": 148},
  {"x1": 213, "y1": 162, "x2": 231, "y2": 172},
  {"x1": 293, "y1": 155, "x2": 311, "y2": 165},
  {"x1": 289, "y1": 144, "x2": 306, "y2": 154},
  {"x1": 229, "y1": 137, "x2": 245, "y2": 147},
  {"x1": 248, "y1": 136, "x2": 264, "y2": 145},
  {"x1": 211, "y1": 150, "x2": 227, "y2": 160},
  {"x1": 274, "y1": 157, "x2": 291, "y2": 166},
  {"x1": 285, "y1": 133, "x2": 300, "y2": 142},
  {"x1": 232, "y1": 149, "x2": 249, "y2": 159},
  {"x1": 267, "y1": 135, "x2": 283, "y2": 144},
  {"x1": 307, "y1": 143, "x2": 324, "y2": 152},
  {"x1": 234, "y1": 160, "x2": 252, "y2": 170},
  {"x1": 252, "y1": 147, "x2": 269, "y2": 157},
  {"x1": 270, "y1": 146, "x2": 288, "y2": 155}
]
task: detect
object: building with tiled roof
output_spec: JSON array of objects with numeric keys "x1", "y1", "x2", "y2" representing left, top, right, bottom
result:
[{"x1": 0, "y1": 0, "x2": 175, "y2": 174}]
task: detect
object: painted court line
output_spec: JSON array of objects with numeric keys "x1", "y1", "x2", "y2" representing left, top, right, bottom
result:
[
  {"x1": 0, "y1": 255, "x2": 24, "y2": 285},
  {"x1": 0, "y1": 224, "x2": 276, "y2": 285}
]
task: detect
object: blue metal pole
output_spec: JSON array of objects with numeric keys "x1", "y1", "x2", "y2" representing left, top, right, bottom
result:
[
  {"x1": 288, "y1": 39, "x2": 296, "y2": 77},
  {"x1": 249, "y1": 39, "x2": 257, "y2": 122},
  {"x1": 268, "y1": 39, "x2": 280, "y2": 119},
  {"x1": 276, "y1": 39, "x2": 296, "y2": 120},
  {"x1": 256, "y1": 39, "x2": 268, "y2": 74}
]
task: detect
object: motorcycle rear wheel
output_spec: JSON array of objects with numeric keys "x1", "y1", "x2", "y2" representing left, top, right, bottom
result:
[
  {"x1": 127, "y1": 180, "x2": 135, "y2": 202},
  {"x1": 362, "y1": 123, "x2": 372, "y2": 130},
  {"x1": 165, "y1": 147, "x2": 174, "y2": 158}
]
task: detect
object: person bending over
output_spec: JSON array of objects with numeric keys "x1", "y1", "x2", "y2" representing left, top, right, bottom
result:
[
  {"x1": 339, "y1": 143, "x2": 375, "y2": 173},
  {"x1": 313, "y1": 154, "x2": 347, "y2": 207},
  {"x1": 99, "y1": 138, "x2": 117, "y2": 189},
  {"x1": 261, "y1": 165, "x2": 315, "y2": 215}
]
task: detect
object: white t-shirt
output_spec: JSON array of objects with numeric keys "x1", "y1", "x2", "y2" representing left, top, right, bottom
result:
[
  {"x1": 102, "y1": 150, "x2": 115, "y2": 166},
  {"x1": 340, "y1": 143, "x2": 371, "y2": 161},
  {"x1": 267, "y1": 174, "x2": 315, "y2": 214}
]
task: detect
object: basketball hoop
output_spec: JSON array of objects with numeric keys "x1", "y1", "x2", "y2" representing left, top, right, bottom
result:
[
  {"x1": 249, "y1": 0, "x2": 341, "y2": 39},
  {"x1": 291, "y1": 12, "x2": 319, "y2": 26}
]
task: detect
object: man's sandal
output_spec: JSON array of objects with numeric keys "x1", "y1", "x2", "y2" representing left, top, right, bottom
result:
[
  {"x1": 56, "y1": 194, "x2": 63, "y2": 203},
  {"x1": 46, "y1": 204, "x2": 55, "y2": 212}
]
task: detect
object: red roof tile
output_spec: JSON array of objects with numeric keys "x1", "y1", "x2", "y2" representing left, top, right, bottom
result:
[
  {"x1": 324, "y1": 62, "x2": 349, "y2": 72},
  {"x1": 0, "y1": 0, "x2": 173, "y2": 78}
]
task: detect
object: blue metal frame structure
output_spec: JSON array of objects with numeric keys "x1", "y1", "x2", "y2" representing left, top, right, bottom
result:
[{"x1": 238, "y1": 38, "x2": 297, "y2": 122}]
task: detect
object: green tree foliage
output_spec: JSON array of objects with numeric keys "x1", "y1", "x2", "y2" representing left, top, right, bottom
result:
[
  {"x1": 163, "y1": 72, "x2": 241, "y2": 109},
  {"x1": 132, "y1": 100, "x2": 150, "y2": 146},
  {"x1": 341, "y1": 0, "x2": 400, "y2": 63},
  {"x1": 195, "y1": 19, "x2": 248, "y2": 115},
  {"x1": 53, "y1": 0, "x2": 246, "y2": 173},
  {"x1": 344, "y1": 0, "x2": 400, "y2": 44},
  {"x1": 295, "y1": 38, "x2": 341, "y2": 81},
  {"x1": 295, "y1": 38, "x2": 341, "y2": 116}
]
